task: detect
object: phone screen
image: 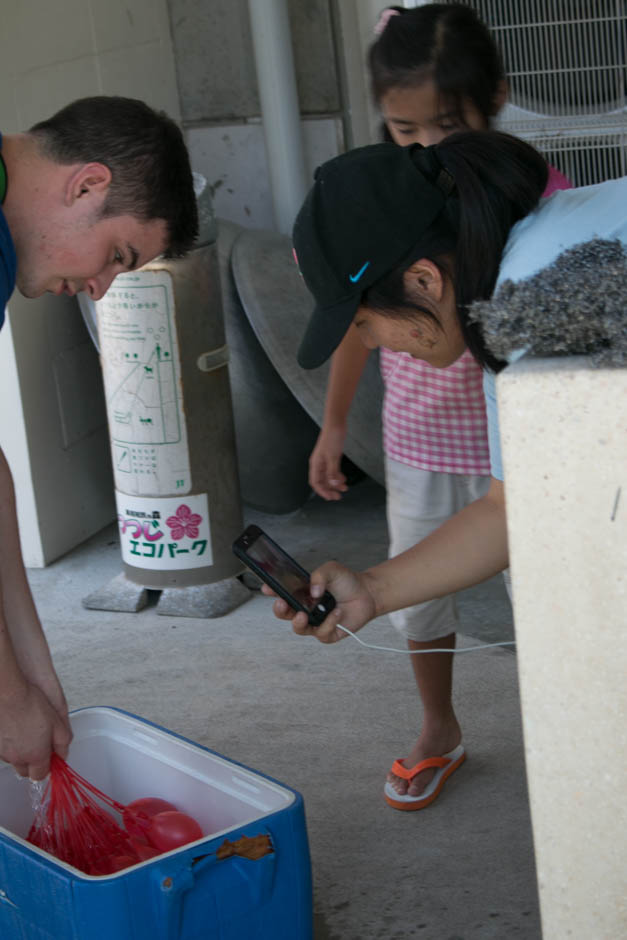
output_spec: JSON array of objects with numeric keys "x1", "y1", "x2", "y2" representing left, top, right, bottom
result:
[{"x1": 246, "y1": 533, "x2": 316, "y2": 611}]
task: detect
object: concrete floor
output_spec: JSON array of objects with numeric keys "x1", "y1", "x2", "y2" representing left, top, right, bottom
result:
[{"x1": 27, "y1": 476, "x2": 541, "y2": 940}]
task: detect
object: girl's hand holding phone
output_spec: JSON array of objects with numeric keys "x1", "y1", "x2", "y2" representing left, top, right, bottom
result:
[{"x1": 262, "y1": 562, "x2": 378, "y2": 644}]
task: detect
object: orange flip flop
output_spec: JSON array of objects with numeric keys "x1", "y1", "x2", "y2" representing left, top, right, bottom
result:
[{"x1": 384, "y1": 744, "x2": 466, "y2": 811}]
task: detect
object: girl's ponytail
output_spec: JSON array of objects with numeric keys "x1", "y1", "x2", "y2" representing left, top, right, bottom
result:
[{"x1": 435, "y1": 130, "x2": 548, "y2": 369}]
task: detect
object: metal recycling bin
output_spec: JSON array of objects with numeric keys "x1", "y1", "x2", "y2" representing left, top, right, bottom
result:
[{"x1": 91, "y1": 190, "x2": 244, "y2": 591}]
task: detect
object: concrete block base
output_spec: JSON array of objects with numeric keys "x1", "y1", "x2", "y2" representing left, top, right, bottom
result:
[
  {"x1": 156, "y1": 577, "x2": 251, "y2": 618},
  {"x1": 82, "y1": 573, "x2": 149, "y2": 613}
]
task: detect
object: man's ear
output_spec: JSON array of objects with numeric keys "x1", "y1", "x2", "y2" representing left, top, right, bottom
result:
[
  {"x1": 65, "y1": 163, "x2": 112, "y2": 207},
  {"x1": 403, "y1": 258, "x2": 445, "y2": 304}
]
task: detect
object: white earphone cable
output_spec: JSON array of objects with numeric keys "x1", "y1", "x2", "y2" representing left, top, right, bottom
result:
[{"x1": 336, "y1": 622, "x2": 515, "y2": 654}]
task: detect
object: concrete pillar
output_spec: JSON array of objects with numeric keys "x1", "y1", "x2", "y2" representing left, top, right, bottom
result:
[
  {"x1": 248, "y1": 0, "x2": 308, "y2": 234},
  {"x1": 498, "y1": 356, "x2": 627, "y2": 939}
]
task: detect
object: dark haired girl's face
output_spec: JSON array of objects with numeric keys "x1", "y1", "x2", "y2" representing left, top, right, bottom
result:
[
  {"x1": 352, "y1": 260, "x2": 466, "y2": 369},
  {"x1": 352, "y1": 304, "x2": 465, "y2": 369},
  {"x1": 380, "y1": 80, "x2": 488, "y2": 147}
]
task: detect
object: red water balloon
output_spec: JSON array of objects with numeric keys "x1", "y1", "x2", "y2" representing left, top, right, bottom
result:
[
  {"x1": 108, "y1": 854, "x2": 137, "y2": 873},
  {"x1": 123, "y1": 797, "x2": 178, "y2": 838},
  {"x1": 129, "y1": 837, "x2": 161, "y2": 861},
  {"x1": 145, "y1": 810, "x2": 203, "y2": 852},
  {"x1": 125, "y1": 797, "x2": 177, "y2": 817}
]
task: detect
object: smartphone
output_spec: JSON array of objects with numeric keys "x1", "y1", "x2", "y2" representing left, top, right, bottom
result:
[{"x1": 232, "y1": 524, "x2": 336, "y2": 626}]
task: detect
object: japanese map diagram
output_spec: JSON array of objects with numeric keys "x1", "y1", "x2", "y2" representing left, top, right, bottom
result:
[{"x1": 96, "y1": 271, "x2": 191, "y2": 496}]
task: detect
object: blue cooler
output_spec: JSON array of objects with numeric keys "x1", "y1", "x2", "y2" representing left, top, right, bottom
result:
[{"x1": 0, "y1": 707, "x2": 312, "y2": 939}]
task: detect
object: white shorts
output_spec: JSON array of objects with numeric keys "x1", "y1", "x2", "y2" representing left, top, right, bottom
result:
[{"x1": 385, "y1": 457, "x2": 490, "y2": 642}]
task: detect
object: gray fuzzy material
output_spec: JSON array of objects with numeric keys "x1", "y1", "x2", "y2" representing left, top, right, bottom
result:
[{"x1": 469, "y1": 238, "x2": 627, "y2": 366}]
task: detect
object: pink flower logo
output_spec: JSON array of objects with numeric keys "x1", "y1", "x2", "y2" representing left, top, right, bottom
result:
[{"x1": 165, "y1": 504, "x2": 202, "y2": 540}]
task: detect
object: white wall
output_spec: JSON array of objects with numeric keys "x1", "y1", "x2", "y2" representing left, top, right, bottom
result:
[
  {"x1": 187, "y1": 117, "x2": 342, "y2": 231},
  {"x1": 0, "y1": 0, "x2": 181, "y2": 566},
  {"x1": 169, "y1": 0, "x2": 346, "y2": 232}
]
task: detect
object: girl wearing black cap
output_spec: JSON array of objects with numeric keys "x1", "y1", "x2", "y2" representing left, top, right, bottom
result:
[
  {"x1": 269, "y1": 130, "x2": 627, "y2": 810},
  {"x1": 307, "y1": 4, "x2": 571, "y2": 810}
]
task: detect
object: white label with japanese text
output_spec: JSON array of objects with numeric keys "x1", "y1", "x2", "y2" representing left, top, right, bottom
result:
[
  {"x1": 96, "y1": 271, "x2": 191, "y2": 496},
  {"x1": 116, "y1": 492, "x2": 212, "y2": 570}
]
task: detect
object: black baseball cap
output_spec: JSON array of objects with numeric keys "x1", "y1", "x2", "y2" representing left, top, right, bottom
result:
[{"x1": 293, "y1": 142, "x2": 452, "y2": 369}]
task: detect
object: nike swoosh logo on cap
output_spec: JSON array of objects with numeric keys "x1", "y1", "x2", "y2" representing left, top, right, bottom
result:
[{"x1": 349, "y1": 261, "x2": 370, "y2": 283}]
